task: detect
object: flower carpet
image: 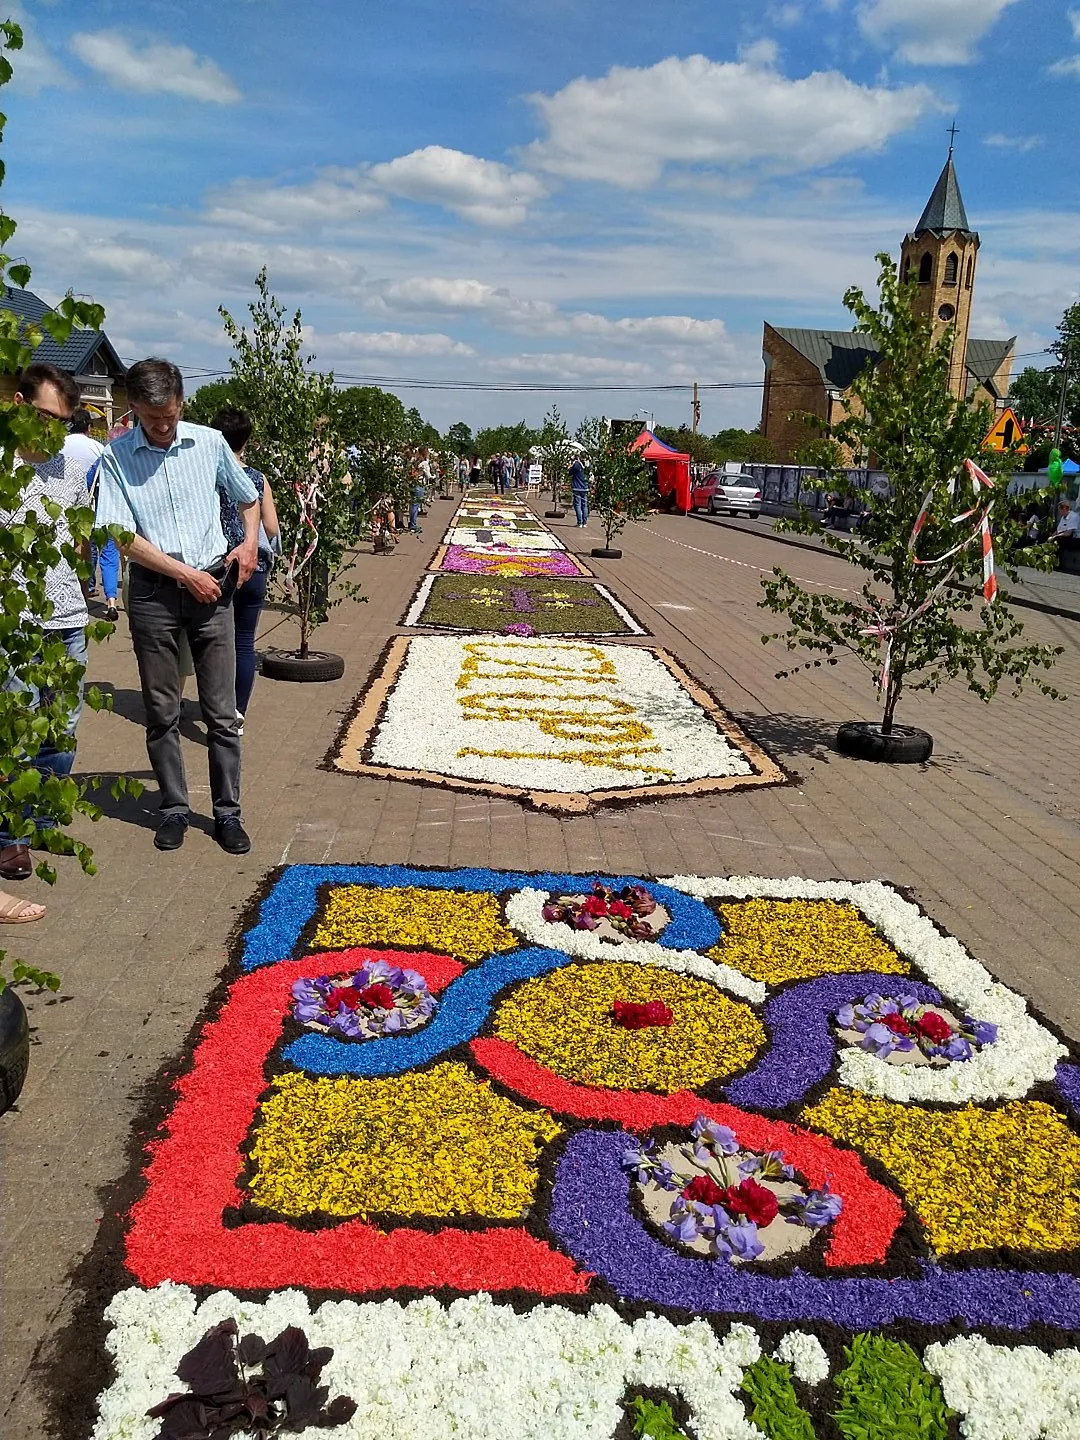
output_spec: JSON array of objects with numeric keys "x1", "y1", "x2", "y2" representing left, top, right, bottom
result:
[
  {"x1": 403, "y1": 574, "x2": 647, "y2": 636},
  {"x1": 332, "y1": 635, "x2": 784, "y2": 810},
  {"x1": 75, "y1": 865, "x2": 1080, "y2": 1439},
  {"x1": 331, "y1": 498, "x2": 786, "y2": 810}
]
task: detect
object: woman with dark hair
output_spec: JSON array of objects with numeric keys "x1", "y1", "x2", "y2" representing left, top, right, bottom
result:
[{"x1": 211, "y1": 407, "x2": 280, "y2": 735}]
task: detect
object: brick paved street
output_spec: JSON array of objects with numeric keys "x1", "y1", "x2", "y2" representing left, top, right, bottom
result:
[{"x1": 4, "y1": 493, "x2": 1080, "y2": 1435}]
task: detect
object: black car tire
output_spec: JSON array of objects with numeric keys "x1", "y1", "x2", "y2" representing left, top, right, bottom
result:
[
  {"x1": 260, "y1": 649, "x2": 346, "y2": 683},
  {"x1": 0, "y1": 985, "x2": 30, "y2": 1113},
  {"x1": 591, "y1": 547, "x2": 623, "y2": 559},
  {"x1": 836, "y1": 721, "x2": 933, "y2": 764}
]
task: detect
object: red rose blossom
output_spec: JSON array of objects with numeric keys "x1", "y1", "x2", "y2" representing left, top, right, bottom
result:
[
  {"x1": 582, "y1": 895, "x2": 610, "y2": 918},
  {"x1": 607, "y1": 900, "x2": 634, "y2": 920},
  {"x1": 914, "y1": 1009, "x2": 953, "y2": 1044},
  {"x1": 682, "y1": 1174, "x2": 726, "y2": 1206},
  {"x1": 720, "y1": 1178, "x2": 780, "y2": 1227},
  {"x1": 356, "y1": 983, "x2": 396, "y2": 1011},
  {"x1": 880, "y1": 1011, "x2": 913, "y2": 1037},
  {"x1": 612, "y1": 1000, "x2": 674, "y2": 1029}
]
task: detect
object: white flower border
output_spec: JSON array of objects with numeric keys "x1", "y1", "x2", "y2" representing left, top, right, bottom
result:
[
  {"x1": 505, "y1": 888, "x2": 766, "y2": 1004},
  {"x1": 93, "y1": 1285, "x2": 766, "y2": 1440},
  {"x1": 95, "y1": 1286, "x2": 1080, "y2": 1439},
  {"x1": 664, "y1": 875, "x2": 1066, "y2": 1104},
  {"x1": 402, "y1": 575, "x2": 645, "y2": 636},
  {"x1": 923, "y1": 1335, "x2": 1080, "y2": 1440}
]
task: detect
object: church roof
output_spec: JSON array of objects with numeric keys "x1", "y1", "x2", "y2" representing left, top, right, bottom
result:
[
  {"x1": 913, "y1": 155, "x2": 972, "y2": 237},
  {"x1": 773, "y1": 325, "x2": 1014, "y2": 398},
  {"x1": 772, "y1": 327, "x2": 879, "y2": 390},
  {"x1": 964, "y1": 336, "x2": 1016, "y2": 400}
]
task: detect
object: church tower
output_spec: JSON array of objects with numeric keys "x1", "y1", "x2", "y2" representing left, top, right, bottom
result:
[{"x1": 899, "y1": 146, "x2": 980, "y2": 399}]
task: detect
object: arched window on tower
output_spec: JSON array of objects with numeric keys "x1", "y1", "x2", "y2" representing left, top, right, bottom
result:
[
  {"x1": 918, "y1": 253, "x2": 933, "y2": 284},
  {"x1": 901, "y1": 256, "x2": 911, "y2": 283},
  {"x1": 944, "y1": 252, "x2": 959, "y2": 286},
  {"x1": 965, "y1": 256, "x2": 974, "y2": 289}
]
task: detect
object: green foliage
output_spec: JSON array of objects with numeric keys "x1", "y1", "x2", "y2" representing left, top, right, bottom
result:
[
  {"x1": 628, "y1": 1395, "x2": 690, "y2": 1440},
  {"x1": 474, "y1": 420, "x2": 539, "y2": 460},
  {"x1": 832, "y1": 1334, "x2": 951, "y2": 1440},
  {"x1": 220, "y1": 271, "x2": 360, "y2": 656},
  {"x1": 740, "y1": 1357, "x2": 816, "y2": 1440},
  {"x1": 446, "y1": 421, "x2": 473, "y2": 456},
  {"x1": 0, "y1": 24, "x2": 141, "y2": 995},
  {"x1": 761, "y1": 253, "x2": 1063, "y2": 731},
  {"x1": 654, "y1": 425, "x2": 714, "y2": 465},
  {"x1": 577, "y1": 415, "x2": 651, "y2": 549},
  {"x1": 333, "y1": 385, "x2": 419, "y2": 515},
  {"x1": 539, "y1": 405, "x2": 575, "y2": 509},
  {"x1": 652, "y1": 424, "x2": 775, "y2": 467},
  {"x1": 184, "y1": 378, "x2": 246, "y2": 426}
]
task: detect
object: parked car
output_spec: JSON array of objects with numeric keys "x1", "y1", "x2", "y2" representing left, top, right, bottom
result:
[{"x1": 689, "y1": 470, "x2": 762, "y2": 517}]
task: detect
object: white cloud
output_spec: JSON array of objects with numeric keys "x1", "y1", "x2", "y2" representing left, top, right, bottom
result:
[
  {"x1": 984, "y1": 132, "x2": 1043, "y2": 152},
  {"x1": 738, "y1": 38, "x2": 780, "y2": 65},
  {"x1": 310, "y1": 328, "x2": 476, "y2": 359},
  {"x1": 69, "y1": 30, "x2": 241, "y2": 103},
  {"x1": 185, "y1": 241, "x2": 367, "y2": 296},
  {"x1": 1070, "y1": 8, "x2": 1080, "y2": 39},
  {"x1": 379, "y1": 276, "x2": 545, "y2": 317},
  {"x1": 1048, "y1": 54, "x2": 1080, "y2": 78},
  {"x1": 491, "y1": 352, "x2": 654, "y2": 381},
  {"x1": 857, "y1": 0, "x2": 1019, "y2": 65},
  {"x1": 204, "y1": 170, "x2": 385, "y2": 233},
  {"x1": 525, "y1": 56, "x2": 933, "y2": 183},
  {"x1": 368, "y1": 146, "x2": 547, "y2": 225}
]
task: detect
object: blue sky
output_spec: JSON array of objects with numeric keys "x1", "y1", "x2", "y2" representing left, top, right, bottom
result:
[{"x1": 3, "y1": 0, "x2": 1078, "y2": 430}]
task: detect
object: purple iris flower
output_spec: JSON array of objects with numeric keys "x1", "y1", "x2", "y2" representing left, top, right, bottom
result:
[
  {"x1": 691, "y1": 1117, "x2": 739, "y2": 1155},
  {"x1": 970, "y1": 1018, "x2": 998, "y2": 1047},
  {"x1": 621, "y1": 1142, "x2": 659, "y2": 1184},
  {"x1": 788, "y1": 1186, "x2": 843, "y2": 1229},
  {"x1": 573, "y1": 911, "x2": 601, "y2": 930},
  {"x1": 943, "y1": 1035, "x2": 973, "y2": 1062},
  {"x1": 664, "y1": 1210, "x2": 702, "y2": 1245},
  {"x1": 836, "y1": 1003, "x2": 857, "y2": 1030},
  {"x1": 541, "y1": 902, "x2": 565, "y2": 923},
  {"x1": 725, "y1": 1219, "x2": 765, "y2": 1262},
  {"x1": 862, "y1": 1021, "x2": 900, "y2": 1057}
]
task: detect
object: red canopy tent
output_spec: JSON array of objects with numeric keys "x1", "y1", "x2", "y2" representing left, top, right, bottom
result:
[{"x1": 630, "y1": 428, "x2": 692, "y2": 511}]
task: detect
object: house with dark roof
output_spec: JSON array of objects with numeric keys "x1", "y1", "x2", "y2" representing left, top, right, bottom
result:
[
  {"x1": 760, "y1": 153, "x2": 1015, "y2": 462},
  {"x1": 2, "y1": 286, "x2": 127, "y2": 425}
]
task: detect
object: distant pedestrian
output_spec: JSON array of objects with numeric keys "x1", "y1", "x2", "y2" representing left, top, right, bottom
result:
[
  {"x1": 95, "y1": 358, "x2": 260, "y2": 856},
  {"x1": 458, "y1": 456, "x2": 469, "y2": 493},
  {"x1": 469, "y1": 454, "x2": 482, "y2": 489},
  {"x1": 211, "y1": 407, "x2": 280, "y2": 736},
  {"x1": 408, "y1": 460, "x2": 425, "y2": 533},
  {"x1": 500, "y1": 453, "x2": 514, "y2": 494},
  {"x1": 0, "y1": 363, "x2": 89, "y2": 918},
  {"x1": 488, "y1": 454, "x2": 501, "y2": 492},
  {"x1": 570, "y1": 455, "x2": 590, "y2": 527},
  {"x1": 65, "y1": 409, "x2": 118, "y2": 620}
]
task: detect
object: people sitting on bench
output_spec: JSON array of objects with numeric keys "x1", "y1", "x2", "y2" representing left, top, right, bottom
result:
[{"x1": 821, "y1": 493, "x2": 847, "y2": 527}]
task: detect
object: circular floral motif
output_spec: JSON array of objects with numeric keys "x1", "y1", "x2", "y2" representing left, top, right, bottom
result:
[
  {"x1": 493, "y1": 961, "x2": 766, "y2": 1093},
  {"x1": 291, "y1": 961, "x2": 436, "y2": 1041},
  {"x1": 624, "y1": 1116, "x2": 842, "y2": 1264},
  {"x1": 837, "y1": 992, "x2": 997, "y2": 1066}
]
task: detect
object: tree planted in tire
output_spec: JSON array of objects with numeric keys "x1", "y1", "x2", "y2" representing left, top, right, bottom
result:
[
  {"x1": 760, "y1": 253, "x2": 1064, "y2": 736},
  {"x1": 576, "y1": 417, "x2": 651, "y2": 556},
  {"x1": 221, "y1": 271, "x2": 362, "y2": 661}
]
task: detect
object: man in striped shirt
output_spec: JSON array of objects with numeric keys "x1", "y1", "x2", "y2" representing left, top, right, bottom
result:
[{"x1": 96, "y1": 358, "x2": 260, "y2": 854}]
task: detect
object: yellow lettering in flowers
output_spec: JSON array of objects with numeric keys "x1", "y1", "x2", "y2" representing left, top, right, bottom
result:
[{"x1": 452, "y1": 640, "x2": 670, "y2": 772}]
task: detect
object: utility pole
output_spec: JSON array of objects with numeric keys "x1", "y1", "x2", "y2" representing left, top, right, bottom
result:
[
  {"x1": 1053, "y1": 352, "x2": 1072, "y2": 454},
  {"x1": 692, "y1": 381, "x2": 700, "y2": 434}
]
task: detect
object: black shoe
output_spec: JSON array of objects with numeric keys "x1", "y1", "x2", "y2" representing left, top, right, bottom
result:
[
  {"x1": 154, "y1": 815, "x2": 188, "y2": 851},
  {"x1": 105, "y1": 603, "x2": 119, "y2": 622},
  {"x1": 214, "y1": 817, "x2": 251, "y2": 855}
]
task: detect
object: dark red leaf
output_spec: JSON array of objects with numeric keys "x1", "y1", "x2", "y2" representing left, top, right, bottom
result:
[
  {"x1": 305, "y1": 1345, "x2": 334, "y2": 1378},
  {"x1": 154, "y1": 1397, "x2": 212, "y2": 1439},
  {"x1": 238, "y1": 1332, "x2": 268, "y2": 1368},
  {"x1": 175, "y1": 1322, "x2": 240, "y2": 1398},
  {"x1": 321, "y1": 1395, "x2": 359, "y2": 1426},
  {"x1": 263, "y1": 1325, "x2": 310, "y2": 1379}
]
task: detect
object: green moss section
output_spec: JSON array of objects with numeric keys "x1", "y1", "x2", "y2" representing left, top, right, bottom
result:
[
  {"x1": 629, "y1": 1396, "x2": 691, "y2": 1440},
  {"x1": 832, "y1": 1335, "x2": 952, "y2": 1440},
  {"x1": 417, "y1": 574, "x2": 635, "y2": 634},
  {"x1": 740, "y1": 1357, "x2": 816, "y2": 1440}
]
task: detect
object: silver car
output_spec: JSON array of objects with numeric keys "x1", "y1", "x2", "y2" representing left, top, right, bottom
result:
[{"x1": 707, "y1": 472, "x2": 761, "y2": 518}]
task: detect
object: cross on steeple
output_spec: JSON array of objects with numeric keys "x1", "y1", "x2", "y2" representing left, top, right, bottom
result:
[{"x1": 947, "y1": 120, "x2": 959, "y2": 154}]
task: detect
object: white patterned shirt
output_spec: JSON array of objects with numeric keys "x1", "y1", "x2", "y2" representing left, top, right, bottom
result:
[
  {"x1": 0, "y1": 453, "x2": 89, "y2": 629},
  {"x1": 96, "y1": 420, "x2": 258, "y2": 569}
]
